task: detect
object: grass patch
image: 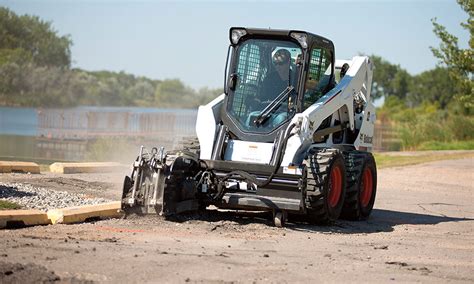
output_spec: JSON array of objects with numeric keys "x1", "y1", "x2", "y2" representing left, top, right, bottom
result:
[
  {"x1": 0, "y1": 200, "x2": 22, "y2": 210},
  {"x1": 374, "y1": 152, "x2": 474, "y2": 169},
  {"x1": 417, "y1": 140, "x2": 474, "y2": 150}
]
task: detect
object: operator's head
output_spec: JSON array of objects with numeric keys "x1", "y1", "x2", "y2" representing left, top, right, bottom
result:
[{"x1": 273, "y1": 49, "x2": 291, "y2": 67}]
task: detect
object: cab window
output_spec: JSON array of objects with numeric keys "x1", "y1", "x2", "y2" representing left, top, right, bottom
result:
[{"x1": 303, "y1": 47, "x2": 333, "y2": 109}]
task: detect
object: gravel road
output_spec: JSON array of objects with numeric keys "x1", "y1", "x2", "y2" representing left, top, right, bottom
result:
[{"x1": 0, "y1": 157, "x2": 473, "y2": 283}]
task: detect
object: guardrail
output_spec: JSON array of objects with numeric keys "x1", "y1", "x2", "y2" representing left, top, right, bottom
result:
[{"x1": 37, "y1": 108, "x2": 197, "y2": 139}]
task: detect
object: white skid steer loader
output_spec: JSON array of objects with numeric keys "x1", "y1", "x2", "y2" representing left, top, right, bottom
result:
[{"x1": 121, "y1": 27, "x2": 377, "y2": 227}]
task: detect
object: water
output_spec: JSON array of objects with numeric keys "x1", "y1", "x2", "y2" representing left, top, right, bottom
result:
[{"x1": 0, "y1": 107, "x2": 37, "y2": 136}]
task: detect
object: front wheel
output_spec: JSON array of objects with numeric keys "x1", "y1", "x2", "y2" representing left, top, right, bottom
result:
[{"x1": 304, "y1": 148, "x2": 347, "y2": 224}]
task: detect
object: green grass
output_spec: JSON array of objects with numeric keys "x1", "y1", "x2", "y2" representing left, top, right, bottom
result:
[
  {"x1": 0, "y1": 200, "x2": 22, "y2": 210},
  {"x1": 374, "y1": 152, "x2": 474, "y2": 169},
  {"x1": 417, "y1": 140, "x2": 474, "y2": 151}
]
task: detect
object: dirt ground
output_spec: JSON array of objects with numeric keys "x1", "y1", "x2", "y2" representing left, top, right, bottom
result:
[{"x1": 0, "y1": 157, "x2": 473, "y2": 283}]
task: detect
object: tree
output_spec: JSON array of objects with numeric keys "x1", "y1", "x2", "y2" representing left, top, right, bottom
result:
[
  {"x1": 0, "y1": 7, "x2": 72, "y2": 68},
  {"x1": 0, "y1": 8, "x2": 223, "y2": 108},
  {"x1": 370, "y1": 55, "x2": 412, "y2": 101},
  {"x1": 430, "y1": 0, "x2": 473, "y2": 109},
  {"x1": 155, "y1": 79, "x2": 191, "y2": 108},
  {"x1": 410, "y1": 67, "x2": 457, "y2": 108}
]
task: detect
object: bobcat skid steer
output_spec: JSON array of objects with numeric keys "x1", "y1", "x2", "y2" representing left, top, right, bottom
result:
[{"x1": 121, "y1": 27, "x2": 377, "y2": 227}]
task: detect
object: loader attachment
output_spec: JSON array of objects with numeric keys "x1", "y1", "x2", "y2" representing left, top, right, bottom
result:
[{"x1": 121, "y1": 146, "x2": 201, "y2": 216}]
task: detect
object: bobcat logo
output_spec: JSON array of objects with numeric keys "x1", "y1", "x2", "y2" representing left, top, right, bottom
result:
[{"x1": 359, "y1": 133, "x2": 373, "y2": 144}]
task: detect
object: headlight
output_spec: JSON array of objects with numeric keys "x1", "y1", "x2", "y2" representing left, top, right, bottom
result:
[
  {"x1": 230, "y1": 28, "x2": 247, "y2": 45},
  {"x1": 290, "y1": 32, "x2": 308, "y2": 49}
]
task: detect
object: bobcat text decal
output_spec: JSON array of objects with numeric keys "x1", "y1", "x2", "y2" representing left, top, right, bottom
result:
[{"x1": 359, "y1": 133, "x2": 373, "y2": 144}]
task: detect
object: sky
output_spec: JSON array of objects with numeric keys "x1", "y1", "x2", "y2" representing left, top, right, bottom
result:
[{"x1": 1, "y1": 0, "x2": 470, "y2": 89}]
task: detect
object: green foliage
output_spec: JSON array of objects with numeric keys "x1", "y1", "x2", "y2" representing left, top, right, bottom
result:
[
  {"x1": 0, "y1": 7, "x2": 72, "y2": 68},
  {"x1": 379, "y1": 96, "x2": 474, "y2": 150},
  {"x1": 376, "y1": 0, "x2": 474, "y2": 151},
  {"x1": 417, "y1": 140, "x2": 474, "y2": 150},
  {"x1": 371, "y1": 0, "x2": 472, "y2": 110},
  {"x1": 409, "y1": 67, "x2": 457, "y2": 108},
  {"x1": 0, "y1": 200, "x2": 22, "y2": 210},
  {"x1": 430, "y1": 0, "x2": 473, "y2": 109},
  {"x1": 0, "y1": 62, "x2": 219, "y2": 108},
  {"x1": 374, "y1": 152, "x2": 474, "y2": 168},
  {"x1": 370, "y1": 55, "x2": 412, "y2": 100},
  {"x1": 370, "y1": 56, "x2": 463, "y2": 110},
  {"x1": 0, "y1": 8, "x2": 219, "y2": 108}
]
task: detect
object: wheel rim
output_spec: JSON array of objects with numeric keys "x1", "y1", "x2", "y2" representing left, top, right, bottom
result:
[
  {"x1": 360, "y1": 167, "x2": 373, "y2": 207},
  {"x1": 328, "y1": 165, "x2": 342, "y2": 207}
]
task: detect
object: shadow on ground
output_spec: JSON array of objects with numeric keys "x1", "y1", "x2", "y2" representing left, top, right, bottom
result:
[
  {"x1": 163, "y1": 208, "x2": 473, "y2": 234},
  {"x1": 0, "y1": 184, "x2": 36, "y2": 198},
  {"x1": 289, "y1": 209, "x2": 473, "y2": 234}
]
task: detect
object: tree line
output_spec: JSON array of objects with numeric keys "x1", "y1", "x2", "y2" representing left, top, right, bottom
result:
[
  {"x1": 0, "y1": 6, "x2": 471, "y2": 110},
  {"x1": 0, "y1": 3, "x2": 472, "y2": 150},
  {"x1": 0, "y1": 7, "x2": 220, "y2": 108},
  {"x1": 373, "y1": 0, "x2": 473, "y2": 150}
]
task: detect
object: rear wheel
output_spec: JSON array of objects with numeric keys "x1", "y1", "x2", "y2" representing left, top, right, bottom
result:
[
  {"x1": 304, "y1": 148, "x2": 347, "y2": 224},
  {"x1": 359, "y1": 155, "x2": 377, "y2": 218},
  {"x1": 340, "y1": 152, "x2": 377, "y2": 220}
]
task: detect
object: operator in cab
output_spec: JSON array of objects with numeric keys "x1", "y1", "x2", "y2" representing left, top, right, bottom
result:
[{"x1": 260, "y1": 48, "x2": 292, "y2": 102}]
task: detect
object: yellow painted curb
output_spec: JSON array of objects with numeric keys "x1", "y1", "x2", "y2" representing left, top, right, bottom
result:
[
  {"x1": 0, "y1": 209, "x2": 51, "y2": 228},
  {"x1": 47, "y1": 201, "x2": 123, "y2": 224},
  {"x1": 49, "y1": 162, "x2": 124, "y2": 174},
  {"x1": 0, "y1": 161, "x2": 40, "y2": 174}
]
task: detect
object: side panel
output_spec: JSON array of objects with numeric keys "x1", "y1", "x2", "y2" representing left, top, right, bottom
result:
[
  {"x1": 223, "y1": 140, "x2": 274, "y2": 164},
  {"x1": 354, "y1": 102, "x2": 376, "y2": 151},
  {"x1": 196, "y1": 94, "x2": 225, "y2": 159}
]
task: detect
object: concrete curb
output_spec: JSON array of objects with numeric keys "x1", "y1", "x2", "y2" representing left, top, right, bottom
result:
[
  {"x1": 50, "y1": 162, "x2": 125, "y2": 174},
  {"x1": 0, "y1": 161, "x2": 40, "y2": 174},
  {"x1": 0, "y1": 209, "x2": 51, "y2": 228},
  {"x1": 47, "y1": 201, "x2": 123, "y2": 224}
]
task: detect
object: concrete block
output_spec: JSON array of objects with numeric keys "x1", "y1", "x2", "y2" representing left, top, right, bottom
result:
[
  {"x1": 0, "y1": 209, "x2": 50, "y2": 228},
  {"x1": 0, "y1": 161, "x2": 40, "y2": 174},
  {"x1": 47, "y1": 201, "x2": 122, "y2": 224},
  {"x1": 49, "y1": 162, "x2": 124, "y2": 174}
]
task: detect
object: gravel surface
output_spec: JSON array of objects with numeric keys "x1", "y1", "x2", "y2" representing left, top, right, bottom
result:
[{"x1": 0, "y1": 182, "x2": 109, "y2": 211}]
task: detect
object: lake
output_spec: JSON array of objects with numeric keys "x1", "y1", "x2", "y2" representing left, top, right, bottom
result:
[{"x1": 0, "y1": 106, "x2": 198, "y2": 163}]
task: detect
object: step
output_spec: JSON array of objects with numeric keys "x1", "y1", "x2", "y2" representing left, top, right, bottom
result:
[
  {"x1": 49, "y1": 162, "x2": 125, "y2": 174},
  {"x1": 47, "y1": 202, "x2": 123, "y2": 224},
  {"x1": 0, "y1": 161, "x2": 40, "y2": 174},
  {"x1": 0, "y1": 209, "x2": 50, "y2": 229}
]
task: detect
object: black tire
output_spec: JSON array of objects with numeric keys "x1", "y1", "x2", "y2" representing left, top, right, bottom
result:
[
  {"x1": 340, "y1": 152, "x2": 377, "y2": 220},
  {"x1": 304, "y1": 148, "x2": 347, "y2": 224}
]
